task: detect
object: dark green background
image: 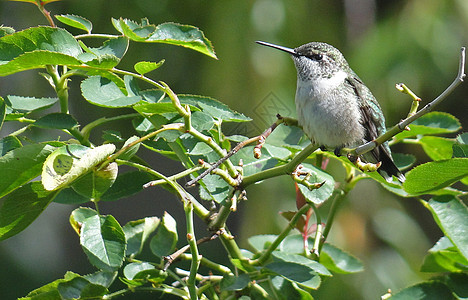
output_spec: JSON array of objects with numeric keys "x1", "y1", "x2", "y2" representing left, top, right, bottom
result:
[{"x1": 0, "y1": 0, "x2": 466, "y2": 299}]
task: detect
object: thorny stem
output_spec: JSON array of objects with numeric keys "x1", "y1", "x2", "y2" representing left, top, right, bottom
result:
[
  {"x1": 345, "y1": 47, "x2": 466, "y2": 158},
  {"x1": 184, "y1": 201, "x2": 200, "y2": 300},
  {"x1": 35, "y1": 0, "x2": 55, "y2": 27}
]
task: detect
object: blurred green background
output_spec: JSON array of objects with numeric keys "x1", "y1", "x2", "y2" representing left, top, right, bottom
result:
[{"x1": 0, "y1": 0, "x2": 467, "y2": 299}]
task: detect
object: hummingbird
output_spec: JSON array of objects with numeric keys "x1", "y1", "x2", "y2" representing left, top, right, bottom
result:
[{"x1": 256, "y1": 41, "x2": 405, "y2": 182}]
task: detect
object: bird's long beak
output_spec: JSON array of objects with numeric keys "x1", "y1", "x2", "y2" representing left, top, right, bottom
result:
[{"x1": 256, "y1": 41, "x2": 296, "y2": 55}]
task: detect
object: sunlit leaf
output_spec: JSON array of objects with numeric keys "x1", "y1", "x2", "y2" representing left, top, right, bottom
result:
[
  {"x1": 123, "y1": 217, "x2": 160, "y2": 257},
  {"x1": 134, "y1": 60, "x2": 165, "y2": 75},
  {"x1": 0, "y1": 182, "x2": 58, "y2": 241},
  {"x1": 55, "y1": 14, "x2": 92, "y2": 33},
  {"x1": 0, "y1": 143, "x2": 55, "y2": 198},
  {"x1": 423, "y1": 195, "x2": 468, "y2": 260},
  {"x1": 41, "y1": 144, "x2": 116, "y2": 191},
  {"x1": 403, "y1": 158, "x2": 468, "y2": 194},
  {"x1": 319, "y1": 243, "x2": 364, "y2": 274},
  {"x1": 80, "y1": 214, "x2": 126, "y2": 271},
  {"x1": 5, "y1": 95, "x2": 58, "y2": 112},
  {"x1": 81, "y1": 75, "x2": 141, "y2": 107},
  {"x1": 150, "y1": 212, "x2": 178, "y2": 257},
  {"x1": 394, "y1": 112, "x2": 461, "y2": 141}
]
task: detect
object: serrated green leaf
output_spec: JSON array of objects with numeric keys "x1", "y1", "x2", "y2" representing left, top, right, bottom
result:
[
  {"x1": 41, "y1": 144, "x2": 116, "y2": 191},
  {"x1": 21, "y1": 271, "x2": 81, "y2": 299},
  {"x1": 101, "y1": 171, "x2": 154, "y2": 202},
  {"x1": 147, "y1": 22, "x2": 217, "y2": 59},
  {"x1": 393, "y1": 152, "x2": 416, "y2": 170},
  {"x1": 272, "y1": 251, "x2": 332, "y2": 276},
  {"x1": 150, "y1": 212, "x2": 178, "y2": 257},
  {"x1": 269, "y1": 276, "x2": 314, "y2": 300},
  {"x1": 0, "y1": 143, "x2": 55, "y2": 198},
  {"x1": 0, "y1": 135, "x2": 22, "y2": 156},
  {"x1": 123, "y1": 217, "x2": 160, "y2": 256},
  {"x1": 220, "y1": 274, "x2": 250, "y2": 291},
  {"x1": 161, "y1": 95, "x2": 250, "y2": 122},
  {"x1": 403, "y1": 158, "x2": 468, "y2": 194},
  {"x1": 71, "y1": 162, "x2": 118, "y2": 200},
  {"x1": 55, "y1": 14, "x2": 92, "y2": 33},
  {"x1": 419, "y1": 136, "x2": 454, "y2": 160},
  {"x1": 265, "y1": 261, "x2": 321, "y2": 290},
  {"x1": 319, "y1": 243, "x2": 364, "y2": 274},
  {"x1": 80, "y1": 214, "x2": 126, "y2": 271},
  {"x1": 0, "y1": 26, "x2": 15, "y2": 37},
  {"x1": 57, "y1": 276, "x2": 108, "y2": 299},
  {"x1": 394, "y1": 112, "x2": 461, "y2": 141},
  {"x1": 69, "y1": 207, "x2": 97, "y2": 235},
  {"x1": 81, "y1": 75, "x2": 141, "y2": 107},
  {"x1": 54, "y1": 187, "x2": 90, "y2": 205},
  {"x1": 199, "y1": 174, "x2": 231, "y2": 204},
  {"x1": 0, "y1": 27, "x2": 83, "y2": 75},
  {"x1": 113, "y1": 18, "x2": 156, "y2": 42},
  {"x1": 123, "y1": 262, "x2": 155, "y2": 280},
  {"x1": 421, "y1": 236, "x2": 468, "y2": 272},
  {"x1": 5, "y1": 95, "x2": 58, "y2": 112},
  {"x1": 423, "y1": 195, "x2": 468, "y2": 260},
  {"x1": 122, "y1": 262, "x2": 167, "y2": 286},
  {"x1": 34, "y1": 113, "x2": 78, "y2": 130},
  {"x1": 84, "y1": 271, "x2": 117, "y2": 289},
  {"x1": 0, "y1": 182, "x2": 58, "y2": 241},
  {"x1": 295, "y1": 162, "x2": 334, "y2": 205},
  {"x1": 123, "y1": 217, "x2": 160, "y2": 257},
  {"x1": 248, "y1": 234, "x2": 278, "y2": 252},
  {"x1": 453, "y1": 133, "x2": 468, "y2": 158},
  {"x1": 134, "y1": 60, "x2": 164, "y2": 75},
  {"x1": 118, "y1": 136, "x2": 140, "y2": 160},
  {"x1": 390, "y1": 281, "x2": 454, "y2": 300}
]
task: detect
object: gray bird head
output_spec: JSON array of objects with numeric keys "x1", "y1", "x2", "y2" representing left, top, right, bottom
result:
[{"x1": 256, "y1": 41, "x2": 351, "y2": 82}]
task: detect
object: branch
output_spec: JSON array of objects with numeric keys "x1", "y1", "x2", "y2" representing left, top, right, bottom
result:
[{"x1": 350, "y1": 47, "x2": 466, "y2": 157}]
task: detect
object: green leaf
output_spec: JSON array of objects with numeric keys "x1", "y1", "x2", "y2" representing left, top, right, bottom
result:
[
  {"x1": 319, "y1": 243, "x2": 364, "y2": 274},
  {"x1": 393, "y1": 152, "x2": 417, "y2": 170},
  {"x1": 114, "y1": 19, "x2": 217, "y2": 59},
  {"x1": 118, "y1": 136, "x2": 140, "y2": 160},
  {"x1": 394, "y1": 112, "x2": 461, "y2": 141},
  {"x1": 134, "y1": 60, "x2": 165, "y2": 75},
  {"x1": 78, "y1": 37, "x2": 128, "y2": 66},
  {"x1": 403, "y1": 158, "x2": 468, "y2": 194},
  {"x1": 272, "y1": 251, "x2": 332, "y2": 276},
  {"x1": 265, "y1": 261, "x2": 321, "y2": 290},
  {"x1": 5, "y1": 95, "x2": 58, "y2": 112},
  {"x1": 80, "y1": 214, "x2": 126, "y2": 271},
  {"x1": 390, "y1": 281, "x2": 455, "y2": 300},
  {"x1": 269, "y1": 276, "x2": 314, "y2": 300},
  {"x1": 123, "y1": 262, "x2": 156, "y2": 280},
  {"x1": 0, "y1": 182, "x2": 58, "y2": 241},
  {"x1": 421, "y1": 236, "x2": 468, "y2": 272},
  {"x1": 161, "y1": 95, "x2": 250, "y2": 122},
  {"x1": 220, "y1": 274, "x2": 250, "y2": 291},
  {"x1": 69, "y1": 207, "x2": 97, "y2": 235},
  {"x1": 423, "y1": 195, "x2": 468, "y2": 260},
  {"x1": 81, "y1": 75, "x2": 141, "y2": 107},
  {"x1": 21, "y1": 271, "x2": 80, "y2": 299},
  {"x1": 123, "y1": 217, "x2": 160, "y2": 257},
  {"x1": 0, "y1": 135, "x2": 22, "y2": 156},
  {"x1": 0, "y1": 26, "x2": 15, "y2": 37},
  {"x1": 123, "y1": 262, "x2": 167, "y2": 286},
  {"x1": 34, "y1": 113, "x2": 79, "y2": 130},
  {"x1": 419, "y1": 136, "x2": 454, "y2": 160},
  {"x1": 84, "y1": 270, "x2": 117, "y2": 288},
  {"x1": 295, "y1": 163, "x2": 335, "y2": 205},
  {"x1": 55, "y1": 14, "x2": 92, "y2": 33},
  {"x1": 41, "y1": 144, "x2": 116, "y2": 191},
  {"x1": 101, "y1": 171, "x2": 154, "y2": 202},
  {"x1": 150, "y1": 212, "x2": 178, "y2": 257},
  {"x1": 148, "y1": 22, "x2": 217, "y2": 59},
  {"x1": 57, "y1": 276, "x2": 108, "y2": 299},
  {"x1": 71, "y1": 162, "x2": 118, "y2": 200},
  {"x1": 453, "y1": 133, "x2": 468, "y2": 158},
  {"x1": 199, "y1": 174, "x2": 231, "y2": 204},
  {"x1": 54, "y1": 188, "x2": 90, "y2": 205},
  {"x1": 248, "y1": 234, "x2": 278, "y2": 252},
  {"x1": 0, "y1": 143, "x2": 55, "y2": 198}
]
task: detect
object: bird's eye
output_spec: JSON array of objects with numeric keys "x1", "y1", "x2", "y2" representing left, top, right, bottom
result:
[{"x1": 311, "y1": 53, "x2": 323, "y2": 61}]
